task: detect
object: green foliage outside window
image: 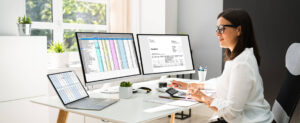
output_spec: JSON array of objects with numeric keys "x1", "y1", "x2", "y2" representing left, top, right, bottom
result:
[
  {"x1": 26, "y1": 0, "x2": 107, "y2": 51},
  {"x1": 26, "y1": 0, "x2": 52, "y2": 22},
  {"x1": 63, "y1": 0, "x2": 106, "y2": 25}
]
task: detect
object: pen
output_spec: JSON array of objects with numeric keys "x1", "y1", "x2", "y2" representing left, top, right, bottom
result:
[
  {"x1": 199, "y1": 66, "x2": 204, "y2": 71},
  {"x1": 159, "y1": 96, "x2": 180, "y2": 100}
]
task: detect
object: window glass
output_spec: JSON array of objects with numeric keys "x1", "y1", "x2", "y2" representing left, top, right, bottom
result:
[
  {"x1": 64, "y1": 29, "x2": 105, "y2": 52},
  {"x1": 26, "y1": 0, "x2": 52, "y2": 22},
  {"x1": 31, "y1": 29, "x2": 53, "y2": 48},
  {"x1": 26, "y1": 0, "x2": 108, "y2": 52},
  {"x1": 63, "y1": 0, "x2": 106, "y2": 25}
]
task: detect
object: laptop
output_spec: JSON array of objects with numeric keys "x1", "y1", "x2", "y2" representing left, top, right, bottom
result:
[{"x1": 47, "y1": 71, "x2": 119, "y2": 110}]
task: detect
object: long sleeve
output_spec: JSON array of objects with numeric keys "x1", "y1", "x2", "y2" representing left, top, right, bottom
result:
[
  {"x1": 210, "y1": 62, "x2": 254, "y2": 122},
  {"x1": 202, "y1": 77, "x2": 219, "y2": 90}
]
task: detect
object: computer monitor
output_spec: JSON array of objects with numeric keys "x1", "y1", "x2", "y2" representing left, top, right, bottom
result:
[
  {"x1": 137, "y1": 34, "x2": 195, "y2": 76},
  {"x1": 76, "y1": 32, "x2": 141, "y2": 86}
]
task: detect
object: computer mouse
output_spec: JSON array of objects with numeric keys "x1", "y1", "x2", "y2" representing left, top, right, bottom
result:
[{"x1": 138, "y1": 87, "x2": 152, "y2": 93}]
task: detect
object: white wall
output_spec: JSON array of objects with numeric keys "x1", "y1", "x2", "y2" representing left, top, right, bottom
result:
[
  {"x1": 165, "y1": 0, "x2": 178, "y2": 34},
  {"x1": 134, "y1": 0, "x2": 177, "y2": 34},
  {"x1": 140, "y1": 0, "x2": 165, "y2": 33},
  {"x1": 0, "y1": 0, "x2": 25, "y2": 36},
  {"x1": 178, "y1": 0, "x2": 223, "y2": 79},
  {"x1": 139, "y1": 0, "x2": 165, "y2": 33},
  {"x1": 0, "y1": 36, "x2": 49, "y2": 123}
]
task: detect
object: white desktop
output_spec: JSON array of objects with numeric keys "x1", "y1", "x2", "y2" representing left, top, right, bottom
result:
[{"x1": 31, "y1": 33, "x2": 203, "y2": 123}]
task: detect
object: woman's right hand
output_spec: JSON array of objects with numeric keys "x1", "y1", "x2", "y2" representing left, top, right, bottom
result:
[
  {"x1": 169, "y1": 80, "x2": 205, "y2": 90},
  {"x1": 169, "y1": 80, "x2": 187, "y2": 90}
]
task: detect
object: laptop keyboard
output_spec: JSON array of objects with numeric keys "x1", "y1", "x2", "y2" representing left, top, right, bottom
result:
[
  {"x1": 69, "y1": 98, "x2": 101, "y2": 107},
  {"x1": 67, "y1": 98, "x2": 118, "y2": 110}
]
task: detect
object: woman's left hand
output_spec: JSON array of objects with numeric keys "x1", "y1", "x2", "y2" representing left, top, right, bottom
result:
[
  {"x1": 189, "y1": 88, "x2": 218, "y2": 112},
  {"x1": 190, "y1": 88, "x2": 214, "y2": 106}
]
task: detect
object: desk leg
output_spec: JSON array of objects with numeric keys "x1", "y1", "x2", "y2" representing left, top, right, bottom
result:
[
  {"x1": 57, "y1": 110, "x2": 69, "y2": 123},
  {"x1": 170, "y1": 113, "x2": 175, "y2": 123}
]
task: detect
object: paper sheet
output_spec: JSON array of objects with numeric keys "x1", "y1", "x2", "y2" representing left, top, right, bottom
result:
[
  {"x1": 167, "y1": 100, "x2": 198, "y2": 107},
  {"x1": 144, "y1": 97, "x2": 198, "y2": 107},
  {"x1": 144, "y1": 105, "x2": 178, "y2": 113}
]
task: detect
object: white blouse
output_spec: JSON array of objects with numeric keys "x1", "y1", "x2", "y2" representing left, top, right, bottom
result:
[{"x1": 203, "y1": 48, "x2": 274, "y2": 123}]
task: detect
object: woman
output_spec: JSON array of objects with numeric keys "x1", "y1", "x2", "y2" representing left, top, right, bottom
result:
[{"x1": 171, "y1": 8, "x2": 274, "y2": 123}]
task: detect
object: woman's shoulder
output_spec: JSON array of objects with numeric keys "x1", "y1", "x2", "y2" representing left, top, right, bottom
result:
[
  {"x1": 233, "y1": 48, "x2": 255, "y2": 61},
  {"x1": 232, "y1": 48, "x2": 257, "y2": 66}
]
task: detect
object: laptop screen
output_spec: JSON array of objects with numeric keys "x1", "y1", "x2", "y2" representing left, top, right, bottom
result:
[{"x1": 48, "y1": 71, "x2": 88, "y2": 104}]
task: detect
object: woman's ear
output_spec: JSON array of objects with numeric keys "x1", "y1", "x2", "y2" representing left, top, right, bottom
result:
[{"x1": 237, "y1": 25, "x2": 242, "y2": 36}]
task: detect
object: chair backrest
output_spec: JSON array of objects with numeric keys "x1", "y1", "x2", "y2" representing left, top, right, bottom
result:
[{"x1": 272, "y1": 43, "x2": 300, "y2": 123}]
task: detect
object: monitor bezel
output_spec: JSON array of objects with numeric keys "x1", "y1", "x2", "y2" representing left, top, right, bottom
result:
[
  {"x1": 136, "y1": 34, "x2": 195, "y2": 75},
  {"x1": 47, "y1": 71, "x2": 89, "y2": 105},
  {"x1": 75, "y1": 32, "x2": 141, "y2": 86}
]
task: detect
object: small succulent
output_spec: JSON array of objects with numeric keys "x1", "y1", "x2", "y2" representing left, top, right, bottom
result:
[
  {"x1": 120, "y1": 81, "x2": 132, "y2": 87},
  {"x1": 17, "y1": 16, "x2": 32, "y2": 24},
  {"x1": 48, "y1": 41, "x2": 66, "y2": 53}
]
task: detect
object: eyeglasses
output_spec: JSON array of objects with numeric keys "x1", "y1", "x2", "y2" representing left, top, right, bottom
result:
[{"x1": 216, "y1": 24, "x2": 236, "y2": 34}]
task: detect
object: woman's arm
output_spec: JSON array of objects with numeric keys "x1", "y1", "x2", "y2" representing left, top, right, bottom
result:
[
  {"x1": 201, "y1": 76, "x2": 220, "y2": 90},
  {"x1": 190, "y1": 89, "x2": 218, "y2": 112},
  {"x1": 170, "y1": 80, "x2": 205, "y2": 90},
  {"x1": 170, "y1": 76, "x2": 219, "y2": 91},
  {"x1": 210, "y1": 62, "x2": 254, "y2": 122}
]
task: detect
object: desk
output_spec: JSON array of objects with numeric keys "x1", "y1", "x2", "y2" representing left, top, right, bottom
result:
[{"x1": 31, "y1": 79, "x2": 204, "y2": 123}]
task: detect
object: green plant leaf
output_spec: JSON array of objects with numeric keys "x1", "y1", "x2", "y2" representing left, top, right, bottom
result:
[
  {"x1": 22, "y1": 16, "x2": 26, "y2": 24},
  {"x1": 26, "y1": 17, "x2": 32, "y2": 24},
  {"x1": 18, "y1": 17, "x2": 21, "y2": 24},
  {"x1": 18, "y1": 15, "x2": 32, "y2": 24},
  {"x1": 48, "y1": 41, "x2": 66, "y2": 53},
  {"x1": 120, "y1": 81, "x2": 132, "y2": 87}
]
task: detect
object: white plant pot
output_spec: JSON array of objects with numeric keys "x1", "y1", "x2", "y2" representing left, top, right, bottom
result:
[
  {"x1": 50, "y1": 53, "x2": 69, "y2": 68},
  {"x1": 119, "y1": 87, "x2": 132, "y2": 99}
]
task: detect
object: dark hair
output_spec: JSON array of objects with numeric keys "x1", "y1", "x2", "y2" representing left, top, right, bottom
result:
[{"x1": 218, "y1": 8, "x2": 261, "y2": 66}]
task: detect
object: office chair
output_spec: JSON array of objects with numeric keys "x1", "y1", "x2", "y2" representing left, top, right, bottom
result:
[{"x1": 272, "y1": 43, "x2": 300, "y2": 123}]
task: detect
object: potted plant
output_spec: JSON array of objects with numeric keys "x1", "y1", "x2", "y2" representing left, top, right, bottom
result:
[
  {"x1": 119, "y1": 81, "x2": 133, "y2": 99},
  {"x1": 17, "y1": 15, "x2": 32, "y2": 36},
  {"x1": 48, "y1": 41, "x2": 69, "y2": 68}
]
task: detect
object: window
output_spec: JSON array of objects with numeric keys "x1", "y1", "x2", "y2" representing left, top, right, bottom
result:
[{"x1": 26, "y1": 0, "x2": 109, "y2": 51}]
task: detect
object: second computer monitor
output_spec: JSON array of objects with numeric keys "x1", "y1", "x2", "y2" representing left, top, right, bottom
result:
[
  {"x1": 137, "y1": 34, "x2": 194, "y2": 75},
  {"x1": 76, "y1": 32, "x2": 140, "y2": 86}
]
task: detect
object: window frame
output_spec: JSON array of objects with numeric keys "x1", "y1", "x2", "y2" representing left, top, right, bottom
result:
[{"x1": 29, "y1": 0, "x2": 110, "y2": 48}]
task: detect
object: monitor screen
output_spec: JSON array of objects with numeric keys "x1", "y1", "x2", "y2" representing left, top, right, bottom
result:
[
  {"x1": 76, "y1": 32, "x2": 140, "y2": 85},
  {"x1": 137, "y1": 34, "x2": 194, "y2": 75}
]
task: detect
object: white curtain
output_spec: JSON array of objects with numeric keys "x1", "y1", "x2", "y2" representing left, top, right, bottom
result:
[{"x1": 109, "y1": 0, "x2": 131, "y2": 33}]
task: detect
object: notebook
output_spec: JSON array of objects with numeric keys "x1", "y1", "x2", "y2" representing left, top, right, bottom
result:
[{"x1": 47, "y1": 71, "x2": 118, "y2": 110}]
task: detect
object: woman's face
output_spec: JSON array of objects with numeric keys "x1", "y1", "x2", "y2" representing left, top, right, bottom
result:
[{"x1": 216, "y1": 17, "x2": 241, "y2": 51}]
